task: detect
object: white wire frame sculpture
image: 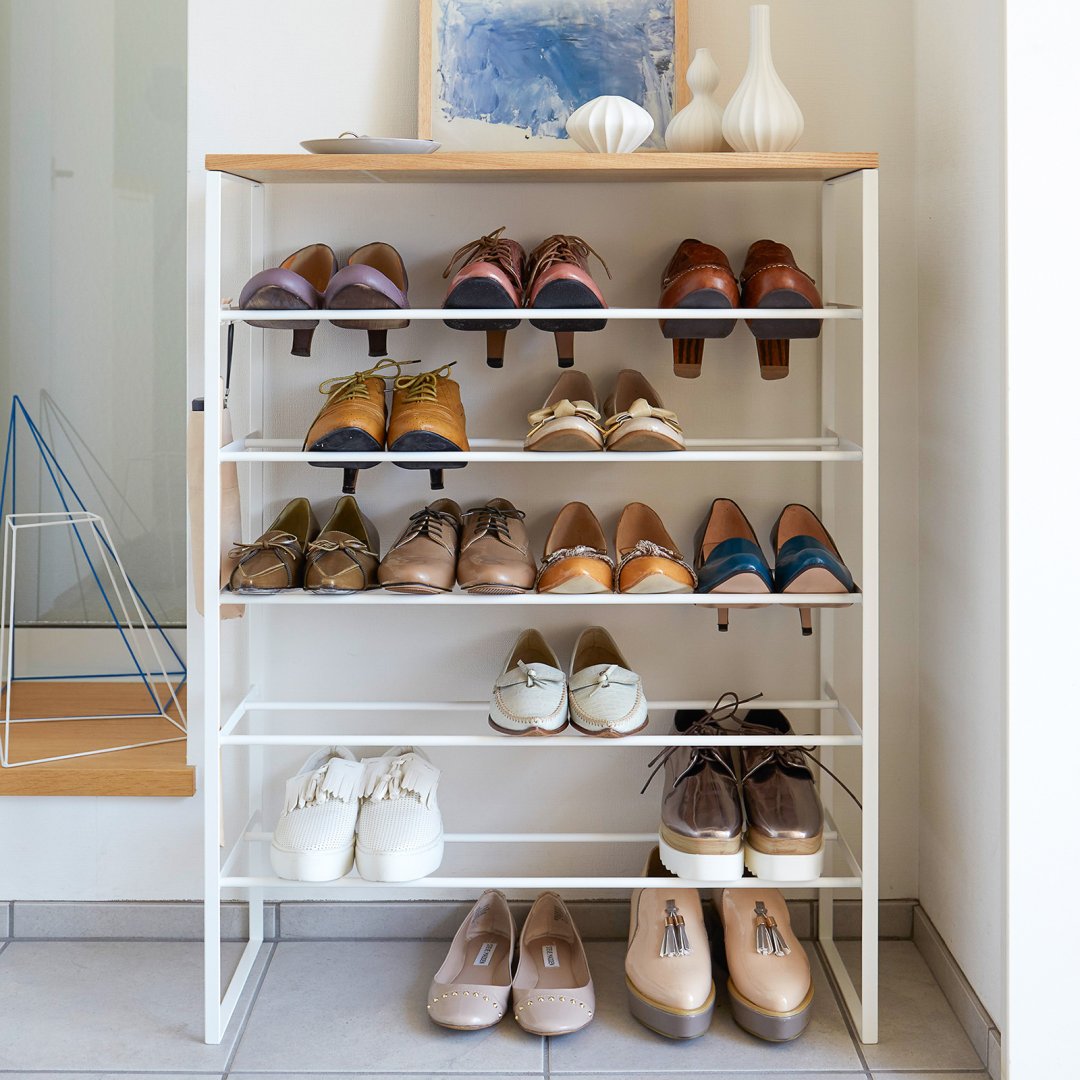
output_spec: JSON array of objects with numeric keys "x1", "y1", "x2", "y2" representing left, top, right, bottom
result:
[{"x1": 0, "y1": 511, "x2": 187, "y2": 767}]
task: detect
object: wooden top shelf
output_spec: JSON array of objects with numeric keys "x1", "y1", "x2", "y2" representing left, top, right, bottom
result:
[{"x1": 205, "y1": 151, "x2": 878, "y2": 185}]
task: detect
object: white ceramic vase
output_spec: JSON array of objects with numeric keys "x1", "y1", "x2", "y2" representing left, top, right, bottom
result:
[
  {"x1": 722, "y1": 5, "x2": 804, "y2": 153},
  {"x1": 566, "y1": 95, "x2": 654, "y2": 154},
  {"x1": 664, "y1": 48, "x2": 726, "y2": 153}
]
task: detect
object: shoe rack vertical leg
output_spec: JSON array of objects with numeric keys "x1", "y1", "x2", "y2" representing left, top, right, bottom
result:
[
  {"x1": 246, "y1": 180, "x2": 266, "y2": 953},
  {"x1": 202, "y1": 168, "x2": 224, "y2": 1045},
  {"x1": 858, "y1": 167, "x2": 880, "y2": 1045},
  {"x1": 818, "y1": 177, "x2": 838, "y2": 951}
]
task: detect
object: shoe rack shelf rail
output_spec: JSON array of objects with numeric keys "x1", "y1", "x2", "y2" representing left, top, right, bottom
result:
[{"x1": 200, "y1": 152, "x2": 879, "y2": 1045}]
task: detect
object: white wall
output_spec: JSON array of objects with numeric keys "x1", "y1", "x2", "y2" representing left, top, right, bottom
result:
[{"x1": 914, "y1": 0, "x2": 1005, "y2": 1025}]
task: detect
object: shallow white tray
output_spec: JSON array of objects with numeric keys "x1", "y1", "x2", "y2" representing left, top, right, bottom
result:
[{"x1": 301, "y1": 134, "x2": 440, "y2": 155}]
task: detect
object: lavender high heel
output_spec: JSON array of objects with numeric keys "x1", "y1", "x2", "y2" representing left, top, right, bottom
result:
[
  {"x1": 325, "y1": 243, "x2": 411, "y2": 357},
  {"x1": 240, "y1": 243, "x2": 337, "y2": 357}
]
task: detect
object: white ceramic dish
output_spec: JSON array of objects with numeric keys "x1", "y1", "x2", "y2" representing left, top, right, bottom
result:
[{"x1": 301, "y1": 134, "x2": 440, "y2": 155}]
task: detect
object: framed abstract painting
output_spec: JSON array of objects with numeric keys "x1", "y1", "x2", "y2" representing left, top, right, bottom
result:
[{"x1": 418, "y1": 0, "x2": 688, "y2": 151}]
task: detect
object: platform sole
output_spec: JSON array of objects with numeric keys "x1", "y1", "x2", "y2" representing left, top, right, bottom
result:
[
  {"x1": 270, "y1": 842, "x2": 354, "y2": 883},
  {"x1": 727, "y1": 978, "x2": 813, "y2": 1042},
  {"x1": 659, "y1": 831, "x2": 745, "y2": 881},
  {"x1": 355, "y1": 837, "x2": 444, "y2": 882},
  {"x1": 744, "y1": 841, "x2": 825, "y2": 883},
  {"x1": 626, "y1": 976, "x2": 715, "y2": 1040}
]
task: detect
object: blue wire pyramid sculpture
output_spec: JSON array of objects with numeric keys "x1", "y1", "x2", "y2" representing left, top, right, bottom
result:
[{"x1": 1, "y1": 395, "x2": 186, "y2": 766}]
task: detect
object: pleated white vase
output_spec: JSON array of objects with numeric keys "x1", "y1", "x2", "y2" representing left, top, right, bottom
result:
[
  {"x1": 664, "y1": 48, "x2": 726, "y2": 153},
  {"x1": 566, "y1": 95, "x2": 654, "y2": 154},
  {"x1": 722, "y1": 5, "x2": 804, "y2": 153}
]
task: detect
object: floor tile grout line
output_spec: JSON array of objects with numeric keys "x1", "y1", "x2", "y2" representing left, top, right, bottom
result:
[
  {"x1": 221, "y1": 940, "x2": 277, "y2": 1080},
  {"x1": 813, "y1": 939, "x2": 874, "y2": 1078}
]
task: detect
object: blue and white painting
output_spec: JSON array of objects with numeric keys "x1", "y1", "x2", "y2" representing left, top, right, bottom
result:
[{"x1": 429, "y1": 0, "x2": 677, "y2": 150}]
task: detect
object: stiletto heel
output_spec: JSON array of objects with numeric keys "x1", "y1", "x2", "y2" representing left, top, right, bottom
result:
[
  {"x1": 291, "y1": 327, "x2": 316, "y2": 357},
  {"x1": 799, "y1": 607, "x2": 812, "y2": 636},
  {"x1": 485, "y1": 328, "x2": 508, "y2": 368},
  {"x1": 672, "y1": 337, "x2": 704, "y2": 377},
  {"x1": 756, "y1": 339, "x2": 790, "y2": 380},
  {"x1": 554, "y1": 330, "x2": 576, "y2": 367},
  {"x1": 366, "y1": 328, "x2": 388, "y2": 357},
  {"x1": 716, "y1": 607, "x2": 730, "y2": 632}
]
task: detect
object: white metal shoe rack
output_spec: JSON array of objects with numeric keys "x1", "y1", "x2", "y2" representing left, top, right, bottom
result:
[{"x1": 200, "y1": 152, "x2": 879, "y2": 1045}]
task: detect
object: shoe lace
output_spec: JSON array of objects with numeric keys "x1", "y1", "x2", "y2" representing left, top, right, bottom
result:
[
  {"x1": 228, "y1": 533, "x2": 302, "y2": 573},
  {"x1": 318, "y1": 359, "x2": 416, "y2": 406},
  {"x1": 392, "y1": 505, "x2": 460, "y2": 555},
  {"x1": 393, "y1": 362, "x2": 457, "y2": 404},
  {"x1": 524, "y1": 234, "x2": 612, "y2": 294},
  {"x1": 462, "y1": 503, "x2": 526, "y2": 547},
  {"x1": 442, "y1": 226, "x2": 523, "y2": 288},
  {"x1": 639, "y1": 689, "x2": 863, "y2": 809}
]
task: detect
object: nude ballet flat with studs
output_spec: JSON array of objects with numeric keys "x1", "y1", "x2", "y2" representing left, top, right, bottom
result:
[
  {"x1": 512, "y1": 892, "x2": 595, "y2": 1035},
  {"x1": 427, "y1": 890, "x2": 515, "y2": 1030}
]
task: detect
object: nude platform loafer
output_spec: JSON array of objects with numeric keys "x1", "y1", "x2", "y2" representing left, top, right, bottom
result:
[
  {"x1": 537, "y1": 502, "x2": 613, "y2": 594},
  {"x1": 303, "y1": 495, "x2": 380, "y2": 593},
  {"x1": 568, "y1": 626, "x2": 648, "y2": 737},
  {"x1": 488, "y1": 629, "x2": 569, "y2": 736},
  {"x1": 377, "y1": 500, "x2": 462, "y2": 594},
  {"x1": 524, "y1": 370, "x2": 605, "y2": 453},
  {"x1": 427, "y1": 890, "x2": 515, "y2": 1030},
  {"x1": 714, "y1": 888, "x2": 813, "y2": 1042},
  {"x1": 602, "y1": 369, "x2": 685, "y2": 453},
  {"x1": 228, "y1": 497, "x2": 319, "y2": 594},
  {"x1": 513, "y1": 892, "x2": 595, "y2": 1035},
  {"x1": 457, "y1": 499, "x2": 536, "y2": 594},
  {"x1": 615, "y1": 502, "x2": 697, "y2": 594},
  {"x1": 625, "y1": 848, "x2": 715, "y2": 1039}
]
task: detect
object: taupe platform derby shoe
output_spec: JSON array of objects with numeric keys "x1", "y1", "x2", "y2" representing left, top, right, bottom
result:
[
  {"x1": 457, "y1": 499, "x2": 537, "y2": 594},
  {"x1": 303, "y1": 496, "x2": 380, "y2": 593},
  {"x1": 427, "y1": 890, "x2": 515, "y2": 1030},
  {"x1": 377, "y1": 500, "x2": 462, "y2": 594},
  {"x1": 739, "y1": 710, "x2": 825, "y2": 882},
  {"x1": 644, "y1": 706, "x2": 745, "y2": 881},
  {"x1": 229, "y1": 498, "x2": 318, "y2": 593},
  {"x1": 714, "y1": 888, "x2": 813, "y2": 1042},
  {"x1": 512, "y1": 892, "x2": 595, "y2": 1035},
  {"x1": 625, "y1": 848, "x2": 715, "y2": 1039}
]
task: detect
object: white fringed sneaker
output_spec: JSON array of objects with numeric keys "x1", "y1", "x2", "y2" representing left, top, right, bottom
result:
[
  {"x1": 355, "y1": 746, "x2": 444, "y2": 882},
  {"x1": 270, "y1": 746, "x2": 365, "y2": 882}
]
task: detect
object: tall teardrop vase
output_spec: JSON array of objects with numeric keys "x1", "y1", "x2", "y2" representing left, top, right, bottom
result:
[
  {"x1": 722, "y1": 5, "x2": 804, "y2": 153},
  {"x1": 664, "y1": 48, "x2": 726, "y2": 153}
]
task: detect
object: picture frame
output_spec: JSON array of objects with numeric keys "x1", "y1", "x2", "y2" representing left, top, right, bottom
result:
[{"x1": 418, "y1": 0, "x2": 689, "y2": 151}]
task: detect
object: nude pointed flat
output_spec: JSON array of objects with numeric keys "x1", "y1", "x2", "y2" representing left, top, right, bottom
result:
[
  {"x1": 537, "y1": 502, "x2": 613, "y2": 594},
  {"x1": 615, "y1": 502, "x2": 696, "y2": 594},
  {"x1": 427, "y1": 891, "x2": 515, "y2": 1030}
]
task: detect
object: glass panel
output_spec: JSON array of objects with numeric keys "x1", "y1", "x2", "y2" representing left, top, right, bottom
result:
[{"x1": 0, "y1": 0, "x2": 187, "y2": 627}]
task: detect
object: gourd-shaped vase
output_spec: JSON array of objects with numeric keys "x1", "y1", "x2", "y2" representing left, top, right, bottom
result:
[
  {"x1": 566, "y1": 95, "x2": 654, "y2": 154},
  {"x1": 722, "y1": 5, "x2": 804, "y2": 153},
  {"x1": 664, "y1": 48, "x2": 726, "y2": 153}
]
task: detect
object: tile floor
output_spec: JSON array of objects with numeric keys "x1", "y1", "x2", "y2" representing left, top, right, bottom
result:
[{"x1": 0, "y1": 935, "x2": 988, "y2": 1079}]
